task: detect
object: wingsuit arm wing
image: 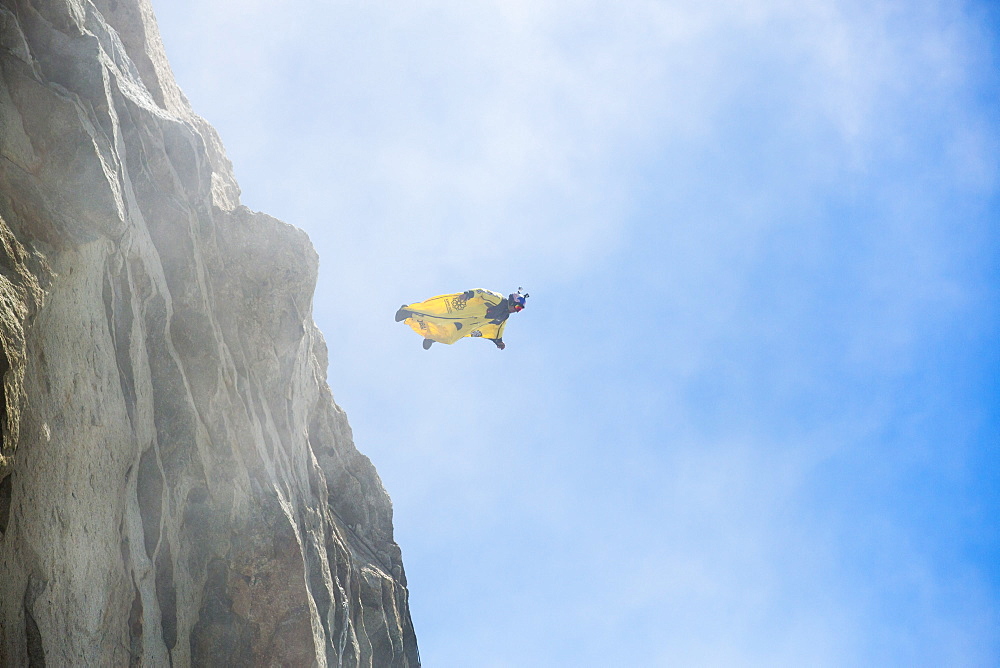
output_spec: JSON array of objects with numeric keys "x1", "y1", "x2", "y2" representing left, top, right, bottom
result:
[
  {"x1": 453, "y1": 289, "x2": 505, "y2": 322},
  {"x1": 406, "y1": 290, "x2": 496, "y2": 318},
  {"x1": 475, "y1": 320, "x2": 507, "y2": 341}
]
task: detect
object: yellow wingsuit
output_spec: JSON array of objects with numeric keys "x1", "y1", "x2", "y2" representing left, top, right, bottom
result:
[{"x1": 401, "y1": 289, "x2": 508, "y2": 345}]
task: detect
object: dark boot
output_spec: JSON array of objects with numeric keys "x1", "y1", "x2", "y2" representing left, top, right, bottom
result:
[
  {"x1": 422, "y1": 338, "x2": 434, "y2": 350},
  {"x1": 395, "y1": 306, "x2": 411, "y2": 322}
]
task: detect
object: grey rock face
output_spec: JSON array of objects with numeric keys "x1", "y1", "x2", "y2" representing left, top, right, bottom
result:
[{"x1": 0, "y1": 0, "x2": 419, "y2": 665}]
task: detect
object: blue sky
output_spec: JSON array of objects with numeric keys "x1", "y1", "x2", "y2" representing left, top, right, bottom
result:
[{"x1": 153, "y1": 1, "x2": 998, "y2": 665}]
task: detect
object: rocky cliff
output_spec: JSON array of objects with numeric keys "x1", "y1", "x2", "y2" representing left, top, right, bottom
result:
[{"x1": 0, "y1": 0, "x2": 419, "y2": 665}]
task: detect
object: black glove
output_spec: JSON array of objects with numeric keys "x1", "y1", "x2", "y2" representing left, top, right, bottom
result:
[{"x1": 462, "y1": 290, "x2": 475, "y2": 300}]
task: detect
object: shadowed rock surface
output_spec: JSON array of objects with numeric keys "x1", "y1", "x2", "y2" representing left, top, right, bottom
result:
[{"x1": 0, "y1": 0, "x2": 419, "y2": 664}]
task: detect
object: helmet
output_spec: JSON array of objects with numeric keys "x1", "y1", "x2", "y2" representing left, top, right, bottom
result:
[{"x1": 509, "y1": 288, "x2": 529, "y2": 311}]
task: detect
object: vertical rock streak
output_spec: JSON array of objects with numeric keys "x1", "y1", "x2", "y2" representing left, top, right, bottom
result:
[{"x1": 0, "y1": 0, "x2": 419, "y2": 665}]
